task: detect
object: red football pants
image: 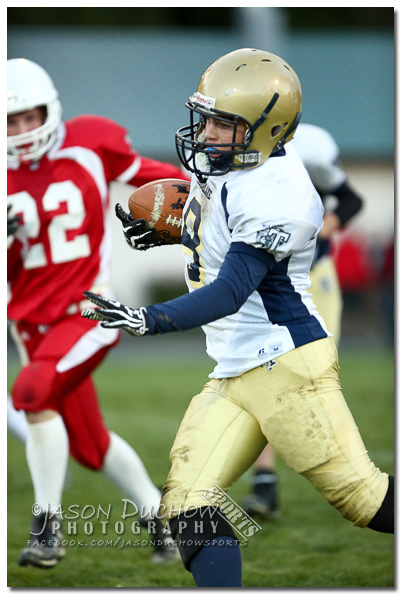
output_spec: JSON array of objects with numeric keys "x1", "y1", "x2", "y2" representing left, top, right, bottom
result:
[{"x1": 10, "y1": 314, "x2": 119, "y2": 470}]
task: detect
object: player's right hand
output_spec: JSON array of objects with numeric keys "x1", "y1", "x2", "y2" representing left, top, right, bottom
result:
[
  {"x1": 81, "y1": 291, "x2": 149, "y2": 336},
  {"x1": 115, "y1": 203, "x2": 166, "y2": 251}
]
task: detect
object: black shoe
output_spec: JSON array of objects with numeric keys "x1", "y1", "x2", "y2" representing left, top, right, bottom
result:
[
  {"x1": 19, "y1": 513, "x2": 65, "y2": 569},
  {"x1": 242, "y1": 472, "x2": 281, "y2": 520},
  {"x1": 241, "y1": 493, "x2": 281, "y2": 520},
  {"x1": 141, "y1": 517, "x2": 180, "y2": 564}
]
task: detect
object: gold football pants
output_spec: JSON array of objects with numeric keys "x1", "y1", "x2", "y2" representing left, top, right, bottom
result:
[
  {"x1": 161, "y1": 337, "x2": 388, "y2": 528},
  {"x1": 310, "y1": 256, "x2": 342, "y2": 345}
]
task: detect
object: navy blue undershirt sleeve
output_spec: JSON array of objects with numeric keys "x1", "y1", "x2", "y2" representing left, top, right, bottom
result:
[{"x1": 146, "y1": 242, "x2": 276, "y2": 334}]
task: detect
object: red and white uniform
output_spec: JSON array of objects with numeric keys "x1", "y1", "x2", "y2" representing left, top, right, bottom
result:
[
  {"x1": 8, "y1": 114, "x2": 187, "y2": 322},
  {"x1": 7, "y1": 115, "x2": 188, "y2": 469}
]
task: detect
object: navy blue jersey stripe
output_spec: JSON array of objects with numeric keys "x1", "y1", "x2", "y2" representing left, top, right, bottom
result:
[
  {"x1": 256, "y1": 256, "x2": 327, "y2": 347},
  {"x1": 279, "y1": 316, "x2": 328, "y2": 348},
  {"x1": 221, "y1": 183, "x2": 230, "y2": 228}
]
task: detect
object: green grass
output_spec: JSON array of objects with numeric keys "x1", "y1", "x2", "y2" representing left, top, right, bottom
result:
[{"x1": 7, "y1": 349, "x2": 394, "y2": 588}]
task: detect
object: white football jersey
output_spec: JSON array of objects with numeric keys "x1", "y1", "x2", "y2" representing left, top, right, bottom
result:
[
  {"x1": 291, "y1": 123, "x2": 347, "y2": 193},
  {"x1": 182, "y1": 143, "x2": 330, "y2": 378}
]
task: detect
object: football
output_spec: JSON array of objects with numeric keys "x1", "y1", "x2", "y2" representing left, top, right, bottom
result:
[{"x1": 128, "y1": 178, "x2": 190, "y2": 245}]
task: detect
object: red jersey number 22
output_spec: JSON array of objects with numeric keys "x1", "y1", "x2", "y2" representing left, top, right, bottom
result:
[{"x1": 8, "y1": 181, "x2": 91, "y2": 269}]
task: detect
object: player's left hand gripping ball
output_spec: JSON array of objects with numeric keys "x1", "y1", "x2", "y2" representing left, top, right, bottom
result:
[{"x1": 81, "y1": 292, "x2": 149, "y2": 336}]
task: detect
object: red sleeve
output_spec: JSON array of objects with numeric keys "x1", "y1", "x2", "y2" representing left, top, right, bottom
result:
[
  {"x1": 65, "y1": 115, "x2": 190, "y2": 187},
  {"x1": 65, "y1": 115, "x2": 139, "y2": 183},
  {"x1": 129, "y1": 156, "x2": 190, "y2": 187}
]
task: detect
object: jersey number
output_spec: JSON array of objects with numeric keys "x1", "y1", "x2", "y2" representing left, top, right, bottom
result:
[
  {"x1": 181, "y1": 195, "x2": 205, "y2": 289},
  {"x1": 8, "y1": 181, "x2": 90, "y2": 269}
]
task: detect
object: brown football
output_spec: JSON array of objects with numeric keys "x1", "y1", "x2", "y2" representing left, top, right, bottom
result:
[{"x1": 128, "y1": 178, "x2": 190, "y2": 245}]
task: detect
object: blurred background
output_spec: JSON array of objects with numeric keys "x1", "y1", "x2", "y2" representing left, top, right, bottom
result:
[{"x1": 8, "y1": 7, "x2": 394, "y2": 353}]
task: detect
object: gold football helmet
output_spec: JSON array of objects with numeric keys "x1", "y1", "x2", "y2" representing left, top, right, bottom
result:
[{"x1": 176, "y1": 48, "x2": 302, "y2": 179}]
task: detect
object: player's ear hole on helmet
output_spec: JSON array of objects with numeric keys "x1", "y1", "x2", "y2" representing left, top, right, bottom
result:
[{"x1": 271, "y1": 125, "x2": 282, "y2": 138}]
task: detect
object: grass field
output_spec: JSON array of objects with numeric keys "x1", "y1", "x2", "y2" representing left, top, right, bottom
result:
[{"x1": 7, "y1": 346, "x2": 394, "y2": 588}]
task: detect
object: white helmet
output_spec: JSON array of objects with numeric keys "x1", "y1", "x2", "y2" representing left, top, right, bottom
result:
[{"x1": 7, "y1": 58, "x2": 62, "y2": 163}]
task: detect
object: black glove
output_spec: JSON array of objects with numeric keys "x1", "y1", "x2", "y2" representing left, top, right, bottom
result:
[
  {"x1": 115, "y1": 203, "x2": 166, "y2": 251},
  {"x1": 7, "y1": 205, "x2": 22, "y2": 237},
  {"x1": 81, "y1": 291, "x2": 149, "y2": 336}
]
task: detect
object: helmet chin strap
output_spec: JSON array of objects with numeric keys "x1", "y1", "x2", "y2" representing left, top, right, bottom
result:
[
  {"x1": 250, "y1": 93, "x2": 301, "y2": 156},
  {"x1": 273, "y1": 111, "x2": 302, "y2": 153},
  {"x1": 251, "y1": 93, "x2": 279, "y2": 134}
]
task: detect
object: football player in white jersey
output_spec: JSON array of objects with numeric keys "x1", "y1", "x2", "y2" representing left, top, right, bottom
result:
[
  {"x1": 7, "y1": 58, "x2": 188, "y2": 568},
  {"x1": 82, "y1": 49, "x2": 393, "y2": 587},
  {"x1": 241, "y1": 123, "x2": 364, "y2": 520}
]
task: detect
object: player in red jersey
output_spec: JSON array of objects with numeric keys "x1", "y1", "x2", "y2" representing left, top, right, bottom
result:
[{"x1": 7, "y1": 58, "x2": 188, "y2": 569}]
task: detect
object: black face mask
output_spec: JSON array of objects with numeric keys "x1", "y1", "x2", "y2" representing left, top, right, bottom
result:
[{"x1": 175, "y1": 107, "x2": 257, "y2": 183}]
